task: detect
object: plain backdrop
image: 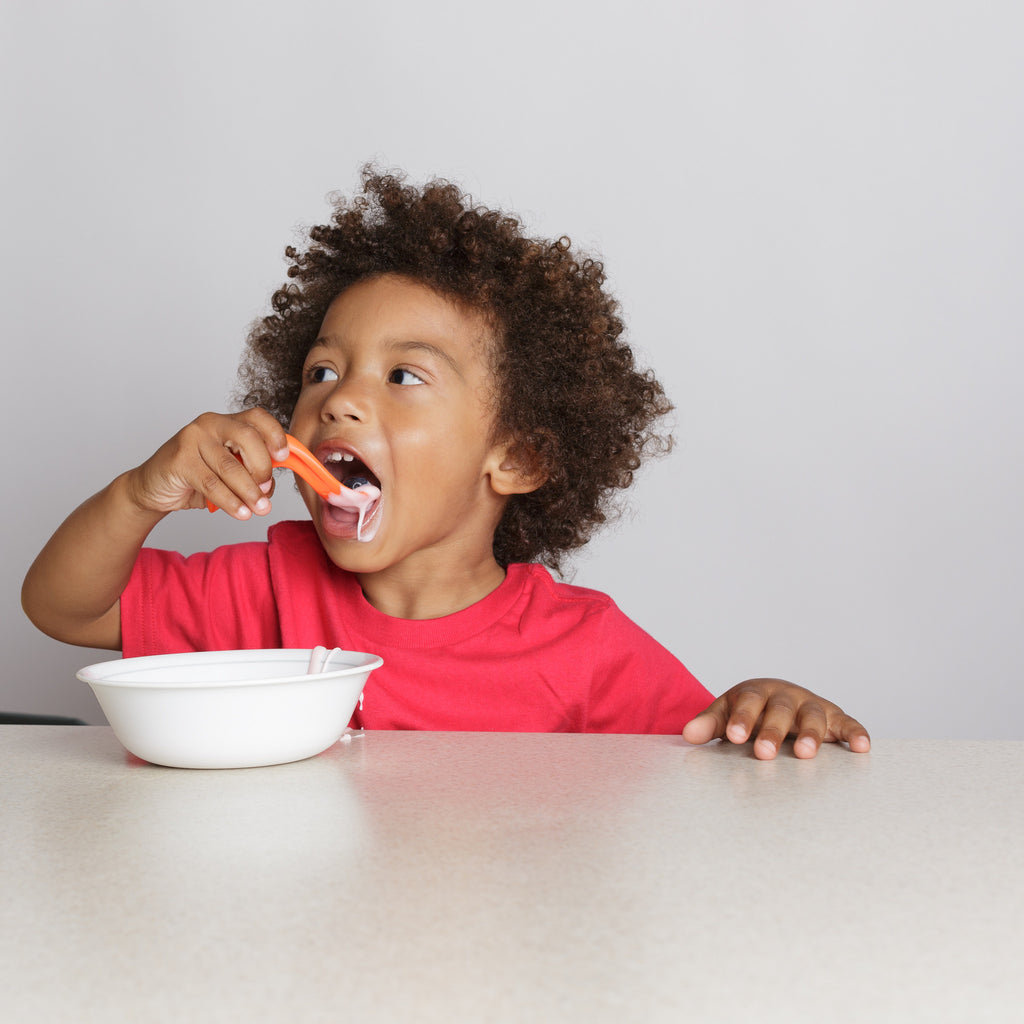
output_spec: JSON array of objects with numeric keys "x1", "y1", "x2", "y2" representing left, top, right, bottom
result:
[{"x1": 2, "y1": 0, "x2": 1021, "y2": 735}]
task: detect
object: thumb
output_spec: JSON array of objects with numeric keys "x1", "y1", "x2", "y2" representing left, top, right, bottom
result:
[{"x1": 682, "y1": 702, "x2": 726, "y2": 745}]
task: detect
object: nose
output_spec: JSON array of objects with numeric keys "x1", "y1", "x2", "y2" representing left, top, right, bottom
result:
[{"x1": 320, "y1": 373, "x2": 373, "y2": 425}]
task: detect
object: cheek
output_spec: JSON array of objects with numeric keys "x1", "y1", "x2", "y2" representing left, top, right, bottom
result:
[{"x1": 288, "y1": 396, "x2": 317, "y2": 434}]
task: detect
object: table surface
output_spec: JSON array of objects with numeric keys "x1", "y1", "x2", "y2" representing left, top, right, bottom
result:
[{"x1": 1, "y1": 728, "x2": 1022, "y2": 1023}]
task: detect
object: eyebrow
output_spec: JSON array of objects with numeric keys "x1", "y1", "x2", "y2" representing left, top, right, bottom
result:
[{"x1": 386, "y1": 340, "x2": 464, "y2": 378}]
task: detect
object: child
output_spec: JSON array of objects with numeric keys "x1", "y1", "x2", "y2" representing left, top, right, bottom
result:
[{"x1": 22, "y1": 168, "x2": 869, "y2": 760}]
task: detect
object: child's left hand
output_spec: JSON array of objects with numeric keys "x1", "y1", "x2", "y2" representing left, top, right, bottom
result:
[{"x1": 682, "y1": 679, "x2": 871, "y2": 759}]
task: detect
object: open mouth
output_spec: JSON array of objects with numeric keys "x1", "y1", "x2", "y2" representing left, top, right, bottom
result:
[
  {"x1": 320, "y1": 450, "x2": 383, "y2": 542},
  {"x1": 322, "y1": 451, "x2": 381, "y2": 492}
]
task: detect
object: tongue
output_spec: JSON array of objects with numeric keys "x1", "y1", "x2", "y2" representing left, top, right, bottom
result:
[{"x1": 326, "y1": 482, "x2": 381, "y2": 540}]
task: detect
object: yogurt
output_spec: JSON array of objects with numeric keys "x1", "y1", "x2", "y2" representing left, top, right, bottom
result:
[{"x1": 326, "y1": 483, "x2": 382, "y2": 541}]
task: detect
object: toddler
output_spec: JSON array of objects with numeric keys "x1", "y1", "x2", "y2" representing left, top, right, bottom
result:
[{"x1": 22, "y1": 168, "x2": 869, "y2": 759}]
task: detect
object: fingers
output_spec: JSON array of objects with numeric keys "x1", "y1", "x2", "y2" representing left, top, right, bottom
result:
[
  {"x1": 682, "y1": 685, "x2": 772, "y2": 749},
  {"x1": 833, "y1": 714, "x2": 872, "y2": 754},
  {"x1": 743, "y1": 684, "x2": 802, "y2": 760},
  {"x1": 682, "y1": 679, "x2": 871, "y2": 759},
  {"x1": 681, "y1": 696, "x2": 730, "y2": 745},
  {"x1": 793, "y1": 705, "x2": 871, "y2": 758},
  {"x1": 195, "y1": 411, "x2": 290, "y2": 518},
  {"x1": 130, "y1": 409, "x2": 290, "y2": 519},
  {"x1": 790, "y1": 701, "x2": 829, "y2": 759},
  {"x1": 197, "y1": 442, "x2": 271, "y2": 520},
  {"x1": 720, "y1": 684, "x2": 773, "y2": 748}
]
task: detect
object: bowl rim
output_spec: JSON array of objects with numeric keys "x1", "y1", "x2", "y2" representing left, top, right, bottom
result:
[{"x1": 76, "y1": 648, "x2": 384, "y2": 689}]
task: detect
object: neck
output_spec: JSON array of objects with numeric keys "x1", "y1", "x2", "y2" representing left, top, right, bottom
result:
[{"x1": 356, "y1": 555, "x2": 507, "y2": 619}]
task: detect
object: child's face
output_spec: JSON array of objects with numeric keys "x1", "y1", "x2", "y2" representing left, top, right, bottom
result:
[{"x1": 289, "y1": 274, "x2": 513, "y2": 577}]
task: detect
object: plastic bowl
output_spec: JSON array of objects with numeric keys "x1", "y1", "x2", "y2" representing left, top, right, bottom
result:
[{"x1": 77, "y1": 649, "x2": 383, "y2": 769}]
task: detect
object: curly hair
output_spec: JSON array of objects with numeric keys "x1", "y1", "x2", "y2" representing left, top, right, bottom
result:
[{"x1": 237, "y1": 166, "x2": 673, "y2": 573}]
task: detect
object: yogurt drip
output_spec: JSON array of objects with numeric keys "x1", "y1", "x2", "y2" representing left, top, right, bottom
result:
[{"x1": 326, "y1": 483, "x2": 381, "y2": 541}]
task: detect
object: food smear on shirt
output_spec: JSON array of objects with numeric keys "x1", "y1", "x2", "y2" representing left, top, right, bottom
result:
[{"x1": 325, "y1": 482, "x2": 382, "y2": 541}]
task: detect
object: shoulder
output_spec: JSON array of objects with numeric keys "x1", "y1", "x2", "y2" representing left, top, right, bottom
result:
[
  {"x1": 133, "y1": 522, "x2": 320, "y2": 594},
  {"x1": 508, "y1": 565, "x2": 713, "y2": 732},
  {"x1": 511, "y1": 563, "x2": 615, "y2": 610},
  {"x1": 511, "y1": 562, "x2": 699, "y2": 672},
  {"x1": 509, "y1": 563, "x2": 654, "y2": 643},
  {"x1": 134, "y1": 535, "x2": 271, "y2": 580},
  {"x1": 125, "y1": 536, "x2": 279, "y2": 656}
]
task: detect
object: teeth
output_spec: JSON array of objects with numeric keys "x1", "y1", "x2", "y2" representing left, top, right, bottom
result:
[{"x1": 324, "y1": 452, "x2": 355, "y2": 463}]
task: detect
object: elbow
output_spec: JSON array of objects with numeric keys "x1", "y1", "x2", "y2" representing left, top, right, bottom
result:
[
  {"x1": 20, "y1": 570, "x2": 47, "y2": 634},
  {"x1": 21, "y1": 572, "x2": 64, "y2": 643},
  {"x1": 20, "y1": 569, "x2": 120, "y2": 651}
]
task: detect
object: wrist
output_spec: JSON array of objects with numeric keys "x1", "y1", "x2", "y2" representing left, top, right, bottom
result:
[{"x1": 111, "y1": 471, "x2": 169, "y2": 528}]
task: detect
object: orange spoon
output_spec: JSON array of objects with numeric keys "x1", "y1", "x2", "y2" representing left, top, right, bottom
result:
[{"x1": 206, "y1": 434, "x2": 341, "y2": 512}]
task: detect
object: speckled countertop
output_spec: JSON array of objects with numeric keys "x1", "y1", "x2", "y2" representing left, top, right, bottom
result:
[{"x1": 1, "y1": 728, "x2": 1021, "y2": 1023}]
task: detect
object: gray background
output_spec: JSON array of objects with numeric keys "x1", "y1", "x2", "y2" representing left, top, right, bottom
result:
[{"x1": 3, "y1": 0, "x2": 1020, "y2": 735}]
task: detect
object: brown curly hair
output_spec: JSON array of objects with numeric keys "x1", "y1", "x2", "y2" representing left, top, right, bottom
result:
[{"x1": 237, "y1": 166, "x2": 672, "y2": 573}]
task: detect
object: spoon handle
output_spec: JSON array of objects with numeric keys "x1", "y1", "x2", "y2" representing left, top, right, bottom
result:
[
  {"x1": 306, "y1": 646, "x2": 342, "y2": 675},
  {"x1": 206, "y1": 435, "x2": 341, "y2": 512}
]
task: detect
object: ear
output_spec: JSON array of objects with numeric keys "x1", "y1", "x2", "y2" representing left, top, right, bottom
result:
[{"x1": 486, "y1": 443, "x2": 547, "y2": 496}]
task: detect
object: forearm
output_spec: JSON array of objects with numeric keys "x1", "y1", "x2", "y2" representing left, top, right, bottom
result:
[{"x1": 21, "y1": 472, "x2": 167, "y2": 650}]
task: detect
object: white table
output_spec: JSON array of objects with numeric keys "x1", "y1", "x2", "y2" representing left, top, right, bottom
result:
[{"x1": 1, "y1": 728, "x2": 1021, "y2": 1023}]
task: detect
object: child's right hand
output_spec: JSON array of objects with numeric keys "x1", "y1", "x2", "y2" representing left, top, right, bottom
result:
[
  {"x1": 22, "y1": 407, "x2": 292, "y2": 650},
  {"x1": 125, "y1": 409, "x2": 291, "y2": 521}
]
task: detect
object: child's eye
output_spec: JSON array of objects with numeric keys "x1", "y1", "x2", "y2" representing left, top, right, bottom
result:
[
  {"x1": 388, "y1": 368, "x2": 425, "y2": 386},
  {"x1": 309, "y1": 366, "x2": 339, "y2": 384}
]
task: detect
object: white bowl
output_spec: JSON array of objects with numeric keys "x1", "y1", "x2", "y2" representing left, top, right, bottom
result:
[{"x1": 78, "y1": 649, "x2": 383, "y2": 769}]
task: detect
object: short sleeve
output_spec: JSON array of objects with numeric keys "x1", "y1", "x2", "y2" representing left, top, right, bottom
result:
[
  {"x1": 583, "y1": 608, "x2": 715, "y2": 734},
  {"x1": 121, "y1": 543, "x2": 281, "y2": 657}
]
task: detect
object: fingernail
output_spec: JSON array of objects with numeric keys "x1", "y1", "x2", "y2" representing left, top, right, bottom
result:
[
  {"x1": 254, "y1": 498, "x2": 271, "y2": 514},
  {"x1": 259, "y1": 480, "x2": 273, "y2": 493}
]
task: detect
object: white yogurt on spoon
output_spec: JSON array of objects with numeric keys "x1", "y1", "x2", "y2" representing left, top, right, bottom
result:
[{"x1": 326, "y1": 481, "x2": 382, "y2": 541}]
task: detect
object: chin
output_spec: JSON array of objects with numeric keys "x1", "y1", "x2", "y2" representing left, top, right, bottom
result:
[{"x1": 313, "y1": 524, "x2": 388, "y2": 574}]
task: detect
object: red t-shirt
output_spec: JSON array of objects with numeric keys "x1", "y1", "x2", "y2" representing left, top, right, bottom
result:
[{"x1": 121, "y1": 521, "x2": 713, "y2": 734}]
